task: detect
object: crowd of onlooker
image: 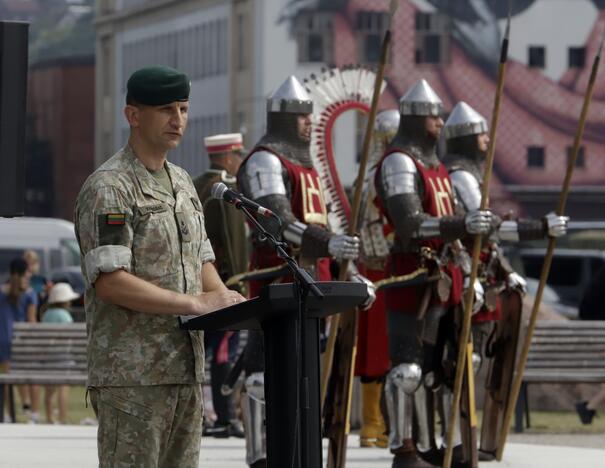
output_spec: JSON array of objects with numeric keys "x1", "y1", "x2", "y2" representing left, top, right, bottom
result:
[{"x1": 0, "y1": 250, "x2": 80, "y2": 424}]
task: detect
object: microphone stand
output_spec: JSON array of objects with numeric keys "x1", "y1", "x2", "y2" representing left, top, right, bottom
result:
[{"x1": 235, "y1": 201, "x2": 323, "y2": 468}]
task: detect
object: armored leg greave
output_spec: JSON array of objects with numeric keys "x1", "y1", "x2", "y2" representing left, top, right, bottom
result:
[
  {"x1": 437, "y1": 385, "x2": 462, "y2": 448},
  {"x1": 242, "y1": 372, "x2": 266, "y2": 466},
  {"x1": 385, "y1": 363, "x2": 421, "y2": 451}
]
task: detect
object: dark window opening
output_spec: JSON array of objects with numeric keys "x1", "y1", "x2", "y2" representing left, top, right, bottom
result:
[
  {"x1": 364, "y1": 34, "x2": 381, "y2": 63},
  {"x1": 415, "y1": 12, "x2": 431, "y2": 31},
  {"x1": 569, "y1": 47, "x2": 586, "y2": 68},
  {"x1": 527, "y1": 146, "x2": 545, "y2": 168},
  {"x1": 356, "y1": 11, "x2": 389, "y2": 64},
  {"x1": 528, "y1": 46, "x2": 546, "y2": 68},
  {"x1": 308, "y1": 34, "x2": 324, "y2": 62},
  {"x1": 423, "y1": 35, "x2": 441, "y2": 64},
  {"x1": 295, "y1": 12, "x2": 333, "y2": 63},
  {"x1": 414, "y1": 13, "x2": 450, "y2": 64}
]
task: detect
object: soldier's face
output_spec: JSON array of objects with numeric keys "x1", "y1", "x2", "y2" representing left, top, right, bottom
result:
[
  {"x1": 127, "y1": 101, "x2": 189, "y2": 151},
  {"x1": 477, "y1": 133, "x2": 490, "y2": 153},
  {"x1": 297, "y1": 114, "x2": 312, "y2": 142},
  {"x1": 425, "y1": 115, "x2": 444, "y2": 140}
]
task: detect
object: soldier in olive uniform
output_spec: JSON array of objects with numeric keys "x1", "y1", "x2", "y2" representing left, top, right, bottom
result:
[
  {"x1": 194, "y1": 133, "x2": 248, "y2": 438},
  {"x1": 75, "y1": 66, "x2": 245, "y2": 468}
]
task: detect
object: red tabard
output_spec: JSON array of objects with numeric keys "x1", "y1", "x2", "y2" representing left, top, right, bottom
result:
[
  {"x1": 374, "y1": 149, "x2": 463, "y2": 314},
  {"x1": 354, "y1": 266, "x2": 390, "y2": 378},
  {"x1": 242, "y1": 147, "x2": 331, "y2": 297}
]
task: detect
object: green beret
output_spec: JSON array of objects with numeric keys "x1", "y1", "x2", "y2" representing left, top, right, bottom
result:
[{"x1": 126, "y1": 66, "x2": 191, "y2": 106}]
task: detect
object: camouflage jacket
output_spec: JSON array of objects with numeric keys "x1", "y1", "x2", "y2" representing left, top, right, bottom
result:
[{"x1": 74, "y1": 145, "x2": 215, "y2": 386}]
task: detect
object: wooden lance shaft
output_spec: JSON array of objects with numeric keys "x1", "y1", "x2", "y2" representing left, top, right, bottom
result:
[
  {"x1": 320, "y1": 0, "x2": 398, "y2": 409},
  {"x1": 324, "y1": 4, "x2": 399, "y2": 468},
  {"x1": 495, "y1": 32, "x2": 604, "y2": 462},
  {"x1": 442, "y1": 15, "x2": 511, "y2": 468}
]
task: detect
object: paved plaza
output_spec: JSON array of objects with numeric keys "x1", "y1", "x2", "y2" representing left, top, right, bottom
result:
[{"x1": 1, "y1": 424, "x2": 604, "y2": 467}]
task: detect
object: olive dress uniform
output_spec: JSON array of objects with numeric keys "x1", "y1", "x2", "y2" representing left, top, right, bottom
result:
[{"x1": 194, "y1": 162, "x2": 248, "y2": 434}]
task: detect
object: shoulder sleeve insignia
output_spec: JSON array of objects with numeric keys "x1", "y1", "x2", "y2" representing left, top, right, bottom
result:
[{"x1": 106, "y1": 213, "x2": 126, "y2": 225}]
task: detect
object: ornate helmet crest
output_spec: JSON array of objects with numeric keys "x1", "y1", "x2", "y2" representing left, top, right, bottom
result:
[
  {"x1": 399, "y1": 79, "x2": 443, "y2": 117},
  {"x1": 267, "y1": 75, "x2": 313, "y2": 114},
  {"x1": 444, "y1": 101, "x2": 489, "y2": 139}
]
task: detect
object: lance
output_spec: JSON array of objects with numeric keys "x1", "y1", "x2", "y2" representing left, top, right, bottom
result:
[
  {"x1": 442, "y1": 11, "x2": 512, "y2": 468},
  {"x1": 495, "y1": 29, "x2": 605, "y2": 462},
  {"x1": 322, "y1": 2, "x2": 398, "y2": 467}
]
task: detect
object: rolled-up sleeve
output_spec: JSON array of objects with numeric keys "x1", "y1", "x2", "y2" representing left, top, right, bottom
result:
[
  {"x1": 201, "y1": 236, "x2": 215, "y2": 264},
  {"x1": 76, "y1": 185, "x2": 134, "y2": 286}
]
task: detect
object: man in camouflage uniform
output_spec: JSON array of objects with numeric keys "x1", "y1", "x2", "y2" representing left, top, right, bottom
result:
[
  {"x1": 75, "y1": 66, "x2": 245, "y2": 468},
  {"x1": 442, "y1": 101, "x2": 568, "y2": 460},
  {"x1": 194, "y1": 133, "x2": 248, "y2": 438}
]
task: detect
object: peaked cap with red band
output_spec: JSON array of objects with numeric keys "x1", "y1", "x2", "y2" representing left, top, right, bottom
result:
[{"x1": 204, "y1": 133, "x2": 244, "y2": 155}]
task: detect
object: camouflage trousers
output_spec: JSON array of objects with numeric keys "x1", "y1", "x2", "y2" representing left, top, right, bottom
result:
[{"x1": 89, "y1": 384, "x2": 203, "y2": 468}]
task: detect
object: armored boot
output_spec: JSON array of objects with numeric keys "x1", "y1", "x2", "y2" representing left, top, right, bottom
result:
[
  {"x1": 436, "y1": 385, "x2": 468, "y2": 468},
  {"x1": 385, "y1": 365, "x2": 434, "y2": 468},
  {"x1": 360, "y1": 380, "x2": 388, "y2": 448}
]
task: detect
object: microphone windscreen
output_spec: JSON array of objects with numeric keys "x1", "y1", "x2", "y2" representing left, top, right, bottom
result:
[{"x1": 211, "y1": 182, "x2": 228, "y2": 200}]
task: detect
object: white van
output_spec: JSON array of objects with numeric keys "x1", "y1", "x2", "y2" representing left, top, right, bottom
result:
[{"x1": 0, "y1": 217, "x2": 80, "y2": 279}]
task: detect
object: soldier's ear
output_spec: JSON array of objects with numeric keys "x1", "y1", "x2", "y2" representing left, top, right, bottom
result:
[{"x1": 124, "y1": 105, "x2": 140, "y2": 128}]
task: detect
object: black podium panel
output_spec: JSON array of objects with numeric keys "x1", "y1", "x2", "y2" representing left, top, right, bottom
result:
[
  {"x1": 180, "y1": 281, "x2": 367, "y2": 468},
  {"x1": 0, "y1": 21, "x2": 28, "y2": 217},
  {"x1": 179, "y1": 281, "x2": 367, "y2": 331}
]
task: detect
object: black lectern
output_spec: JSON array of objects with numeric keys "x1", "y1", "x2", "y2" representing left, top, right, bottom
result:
[{"x1": 180, "y1": 281, "x2": 367, "y2": 468}]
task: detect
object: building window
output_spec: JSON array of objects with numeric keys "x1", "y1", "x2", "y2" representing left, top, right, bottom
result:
[
  {"x1": 569, "y1": 47, "x2": 586, "y2": 68},
  {"x1": 294, "y1": 12, "x2": 333, "y2": 64},
  {"x1": 414, "y1": 12, "x2": 450, "y2": 64},
  {"x1": 528, "y1": 46, "x2": 546, "y2": 68},
  {"x1": 527, "y1": 146, "x2": 545, "y2": 168},
  {"x1": 356, "y1": 11, "x2": 389, "y2": 64},
  {"x1": 567, "y1": 146, "x2": 585, "y2": 168}
]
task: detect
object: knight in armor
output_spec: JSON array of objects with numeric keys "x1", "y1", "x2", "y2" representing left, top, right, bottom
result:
[
  {"x1": 442, "y1": 101, "x2": 568, "y2": 460},
  {"x1": 193, "y1": 133, "x2": 248, "y2": 439},
  {"x1": 356, "y1": 109, "x2": 400, "y2": 449},
  {"x1": 373, "y1": 80, "x2": 494, "y2": 468},
  {"x1": 236, "y1": 75, "x2": 376, "y2": 468}
]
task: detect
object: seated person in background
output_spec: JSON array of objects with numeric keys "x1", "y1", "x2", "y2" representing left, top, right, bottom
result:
[{"x1": 42, "y1": 283, "x2": 79, "y2": 424}]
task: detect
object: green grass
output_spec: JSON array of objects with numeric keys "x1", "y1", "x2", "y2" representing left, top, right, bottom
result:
[
  {"x1": 500, "y1": 411, "x2": 605, "y2": 434},
  {"x1": 10, "y1": 385, "x2": 96, "y2": 425},
  {"x1": 8, "y1": 387, "x2": 605, "y2": 434}
]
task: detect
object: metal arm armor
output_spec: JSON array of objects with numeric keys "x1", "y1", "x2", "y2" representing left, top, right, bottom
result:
[
  {"x1": 498, "y1": 219, "x2": 545, "y2": 242},
  {"x1": 381, "y1": 153, "x2": 468, "y2": 248},
  {"x1": 239, "y1": 151, "x2": 334, "y2": 256},
  {"x1": 381, "y1": 152, "x2": 437, "y2": 248},
  {"x1": 381, "y1": 151, "x2": 417, "y2": 197},
  {"x1": 239, "y1": 150, "x2": 303, "y2": 241},
  {"x1": 239, "y1": 150, "x2": 287, "y2": 198},
  {"x1": 449, "y1": 170, "x2": 481, "y2": 212}
]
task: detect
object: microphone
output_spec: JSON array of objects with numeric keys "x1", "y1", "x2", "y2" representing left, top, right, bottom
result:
[{"x1": 211, "y1": 182, "x2": 276, "y2": 218}]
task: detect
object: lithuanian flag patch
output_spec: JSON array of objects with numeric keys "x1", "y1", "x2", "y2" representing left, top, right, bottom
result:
[{"x1": 106, "y1": 213, "x2": 126, "y2": 225}]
